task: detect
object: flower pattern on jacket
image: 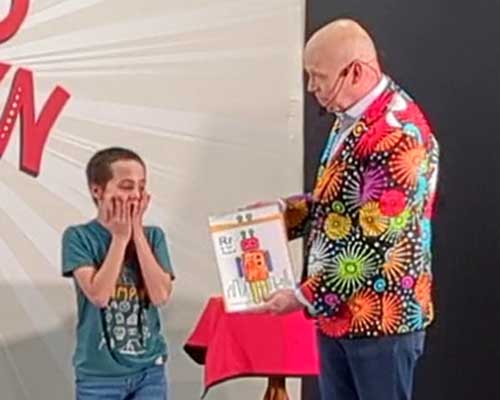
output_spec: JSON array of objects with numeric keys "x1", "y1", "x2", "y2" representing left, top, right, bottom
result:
[{"x1": 284, "y1": 81, "x2": 439, "y2": 339}]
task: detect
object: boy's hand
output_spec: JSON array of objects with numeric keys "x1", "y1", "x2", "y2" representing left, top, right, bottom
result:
[
  {"x1": 102, "y1": 196, "x2": 132, "y2": 242},
  {"x1": 132, "y1": 192, "x2": 151, "y2": 236}
]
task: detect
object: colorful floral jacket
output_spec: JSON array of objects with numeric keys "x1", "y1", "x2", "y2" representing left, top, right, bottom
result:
[{"x1": 284, "y1": 80, "x2": 439, "y2": 339}]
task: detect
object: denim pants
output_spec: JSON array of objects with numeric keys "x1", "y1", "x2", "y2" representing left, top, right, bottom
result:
[
  {"x1": 318, "y1": 331, "x2": 425, "y2": 400},
  {"x1": 76, "y1": 365, "x2": 168, "y2": 400}
]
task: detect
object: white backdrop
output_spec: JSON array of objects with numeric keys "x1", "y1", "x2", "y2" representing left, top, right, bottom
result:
[{"x1": 0, "y1": 1, "x2": 305, "y2": 398}]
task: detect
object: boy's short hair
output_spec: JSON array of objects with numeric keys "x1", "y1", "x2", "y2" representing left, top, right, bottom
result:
[{"x1": 86, "y1": 147, "x2": 145, "y2": 200}]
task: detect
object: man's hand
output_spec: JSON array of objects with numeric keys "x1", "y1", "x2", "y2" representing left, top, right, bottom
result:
[
  {"x1": 258, "y1": 289, "x2": 303, "y2": 315},
  {"x1": 132, "y1": 192, "x2": 151, "y2": 236},
  {"x1": 101, "y1": 196, "x2": 132, "y2": 243}
]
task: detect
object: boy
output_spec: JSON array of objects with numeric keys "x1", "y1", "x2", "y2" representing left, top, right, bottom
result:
[{"x1": 62, "y1": 147, "x2": 174, "y2": 400}]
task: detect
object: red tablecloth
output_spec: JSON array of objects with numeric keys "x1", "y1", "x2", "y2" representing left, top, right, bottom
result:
[{"x1": 184, "y1": 297, "x2": 319, "y2": 396}]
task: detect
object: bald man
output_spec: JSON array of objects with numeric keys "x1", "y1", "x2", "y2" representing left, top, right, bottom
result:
[{"x1": 258, "y1": 19, "x2": 440, "y2": 400}]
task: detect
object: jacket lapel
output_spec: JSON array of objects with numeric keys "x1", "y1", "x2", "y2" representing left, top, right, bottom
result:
[{"x1": 313, "y1": 84, "x2": 397, "y2": 201}]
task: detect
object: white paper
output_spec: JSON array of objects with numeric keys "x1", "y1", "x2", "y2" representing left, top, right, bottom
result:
[{"x1": 209, "y1": 204, "x2": 296, "y2": 312}]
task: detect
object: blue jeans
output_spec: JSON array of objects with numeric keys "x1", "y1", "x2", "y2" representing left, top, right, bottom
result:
[
  {"x1": 76, "y1": 366, "x2": 168, "y2": 400},
  {"x1": 318, "y1": 331, "x2": 425, "y2": 400}
]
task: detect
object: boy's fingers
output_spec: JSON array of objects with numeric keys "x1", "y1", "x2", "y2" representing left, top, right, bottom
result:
[
  {"x1": 132, "y1": 200, "x2": 139, "y2": 218},
  {"x1": 114, "y1": 198, "x2": 119, "y2": 222},
  {"x1": 118, "y1": 198, "x2": 127, "y2": 223},
  {"x1": 137, "y1": 194, "x2": 148, "y2": 214},
  {"x1": 110, "y1": 197, "x2": 116, "y2": 219},
  {"x1": 103, "y1": 196, "x2": 113, "y2": 222},
  {"x1": 123, "y1": 200, "x2": 133, "y2": 224}
]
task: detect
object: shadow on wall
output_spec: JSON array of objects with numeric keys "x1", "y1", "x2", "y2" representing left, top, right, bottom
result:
[{"x1": 0, "y1": 284, "x2": 228, "y2": 400}]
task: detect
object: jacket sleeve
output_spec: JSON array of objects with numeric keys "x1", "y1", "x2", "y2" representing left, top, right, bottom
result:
[{"x1": 281, "y1": 193, "x2": 314, "y2": 240}]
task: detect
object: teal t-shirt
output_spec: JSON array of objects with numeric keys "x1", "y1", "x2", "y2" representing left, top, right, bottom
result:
[{"x1": 61, "y1": 219, "x2": 174, "y2": 379}]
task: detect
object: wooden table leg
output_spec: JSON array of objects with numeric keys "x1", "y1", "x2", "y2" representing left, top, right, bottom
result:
[{"x1": 263, "y1": 376, "x2": 289, "y2": 400}]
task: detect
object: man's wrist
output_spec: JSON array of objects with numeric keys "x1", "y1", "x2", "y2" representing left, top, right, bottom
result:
[
  {"x1": 294, "y1": 286, "x2": 318, "y2": 316},
  {"x1": 277, "y1": 197, "x2": 287, "y2": 212}
]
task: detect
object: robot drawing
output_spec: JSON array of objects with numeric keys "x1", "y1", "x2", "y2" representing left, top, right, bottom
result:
[{"x1": 235, "y1": 214, "x2": 273, "y2": 304}]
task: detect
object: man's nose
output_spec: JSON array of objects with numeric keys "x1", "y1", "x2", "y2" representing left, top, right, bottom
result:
[{"x1": 307, "y1": 79, "x2": 315, "y2": 93}]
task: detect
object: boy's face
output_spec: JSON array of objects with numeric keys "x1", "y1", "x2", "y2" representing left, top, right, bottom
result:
[{"x1": 92, "y1": 159, "x2": 146, "y2": 204}]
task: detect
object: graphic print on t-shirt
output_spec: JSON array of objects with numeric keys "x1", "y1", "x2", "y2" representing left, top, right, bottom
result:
[{"x1": 99, "y1": 266, "x2": 151, "y2": 357}]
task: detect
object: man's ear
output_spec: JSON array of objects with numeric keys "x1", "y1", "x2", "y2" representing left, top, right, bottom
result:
[{"x1": 352, "y1": 62, "x2": 363, "y2": 84}]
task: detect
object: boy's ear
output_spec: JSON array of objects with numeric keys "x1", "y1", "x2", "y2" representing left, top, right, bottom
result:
[{"x1": 90, "y1": 184, "x2": 103, "y2": 202}]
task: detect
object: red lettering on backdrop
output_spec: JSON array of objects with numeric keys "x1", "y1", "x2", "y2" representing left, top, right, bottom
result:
[
  {"x1": 0, "y1": 0, "x2": 71, "y2": 177},
  {"x1": 0, "y1": 0, "x2": 29, "y2": 43}
]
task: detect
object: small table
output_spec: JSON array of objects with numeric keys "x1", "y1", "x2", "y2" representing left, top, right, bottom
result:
[{"x1": 184, "y1": 297, "x2": 319, "y2": 398}]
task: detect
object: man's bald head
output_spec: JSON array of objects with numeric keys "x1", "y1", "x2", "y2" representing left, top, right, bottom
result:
[
  {"x1": 304, "y1": 19, "x2": 382, "y2": 113},
  {"x1": 305, "y1": 19, "x2": 378, "y2": 69}
]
